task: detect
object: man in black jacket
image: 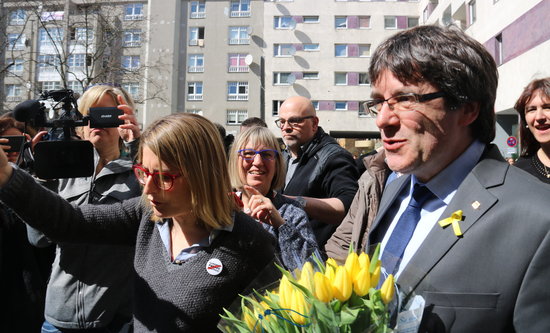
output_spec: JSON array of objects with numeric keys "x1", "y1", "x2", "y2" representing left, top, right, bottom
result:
[{"x1": 276, "y1": 96, "x2": 359, "y2": 247}]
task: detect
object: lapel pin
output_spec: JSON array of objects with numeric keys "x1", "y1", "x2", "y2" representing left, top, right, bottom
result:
[
  {"x1": 206, "y1": 258, "x2": 223, "y2": 276},
  {"x1": 471, "y1": 201, "x2": 480, "y2": 210},
  {"x1": 438, "y1": 210, "x2": 464, "y2": 237}
]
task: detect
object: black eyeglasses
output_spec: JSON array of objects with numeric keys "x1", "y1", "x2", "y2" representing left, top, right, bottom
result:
[
  {"x1": 238, "y1": 149, "x2": 278, "y2": 161},
  {"x1": 132, "y1": 164, "x2": 181, "y2": 191},
  {"x1": 274, "y1": 116, "x2": 314, "y2": 129},
  {"x1": 361, "y1": 91, "x2": 447, "y2": 117}
]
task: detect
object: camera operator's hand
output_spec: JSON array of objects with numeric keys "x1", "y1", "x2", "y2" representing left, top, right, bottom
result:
[
  {"x1": 117, "y1": 95, "x2": 140, "y2": 142},
  {"x1": 31, "y1": 131, "x2": 48, "y2": 152},
  {"x1": 0, "y1": 138, "x2": 15, "y2": 187}
]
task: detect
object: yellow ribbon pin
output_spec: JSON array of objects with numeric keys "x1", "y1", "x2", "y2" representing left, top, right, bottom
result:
[{"x1": 438, "y1": 210, "x2": 464, "y2": 237}]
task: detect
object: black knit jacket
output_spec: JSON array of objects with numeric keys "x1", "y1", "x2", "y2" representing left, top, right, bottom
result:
[{"x1": 0, "y1": 167, "x2": 280, "y2": 332}]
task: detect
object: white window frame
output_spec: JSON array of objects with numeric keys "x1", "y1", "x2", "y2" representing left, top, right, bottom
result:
[
  {"x1": 123, "y1": 29, "x2": 141, "y2": 47},
  {"x1": 189, "y1": 27, "x2": 205, "y2": 46},
  {"x1": 190, "y1": 1, "x2": 206, "y2": 19},
  {"x1": 384, "y1": 16, "x2": 397, "y2": 29},
  {"x1": 121, "y1": 82, "x2": 140, "y2": 100},
  {"x1": 335, "y1": 44, "x2": 348, "y2": 57},
  {"x1": 468, "y1": 0, "x2": 476, "y2": 24},
  {"x1": 303, "y1": 72, "x2": 319, "y2": 80},
  {"x1": 41, "y1": 81, "x2": 61, "y2": 91},
  {"x1": 274, "y1": 16, "x2": 293, "y2": 29},
  {"x1": 9, "y1": 9, "x2": 26, "y2": 25},
  {"x1": 274, "y1": 43, "x2": 293, "y2": 57},
  {"x1": 6, "y1": 59, "x2": 24, "y2": 76},
  {"x1": 272, "y1": 100, "x2": 283, "y2": 116},
  {"x1": 6, "y1": 84, "x2": 22, "y2": 97},
  {"x1": 188, "y1": 54, "x2": 204, "y2": 72},
  {"x1": 228, "y1": 54, "x2": 248, "y2": 72},
  {"x1": 8, "y1": 33, "x2": 26, "y2": 50},
  {"x1": 359, "y1": 16, "x2": 371, "y2": 29},
  {"x1": 335, "y1": 16, "x2": 347, "y2": 29},
  {"x1": 68, "y1": 54, "x2": 86, "y2": 69},
  {"x1": 187, "y1": 82, "x2": 203, "y2": 101},
  {"x1": 186, "y1": 109, "x2": 203, "y2": 115},
  {"x1": 230, "y1": 0, "x2": 250, "y2": 17},
  {"x1": 39, "y1": 28, "x2": 63, "y2": 48},
  {"x1": 335, "y1": 101, "x2": 348, "y2": 111},
  {"x1": 303, "y1": 16, "x2": 319, "y2": 23},
  {"x1": 359, "y1": 44, "x2": 371, "y2": 57},
  {"x1": 273, "y1": 72, "x2": 291, "y2": 85},
  {"x1": 68, "y1": 81, "x2": 84, "y2": 94},
  {"x1": 335, "y1": 72, "x2": 348, "y2": 86},
  {"x1": 303, "y1": 44, "x2": 319, "y2": 52},
  {"x1": 37, "y1": 55, "x2": 61, "y2": 72},
  {"x1": 359, "y1": 73, "x2": 370, "y2": 86},
  {"x1": 73, "y1": 27, "x2": 94, "y2": 43},
  {"x1": 407, "y1": 17, "x2": 419, "y2": 28},
  {"x1": 228, "y1": 26, "x2": 249, "y2": 45},
  {"x1": 227, "y1": 109, "x2": 248, "y2": 125},
  {"x1": 227, "y1": 81, "x2": 249, "y2": 101},
  {"x1": 124, "y1": 3, "x2": 143, "y2": 20},
  {"x1": 121, "y1": 55, "x2": 140, "y2": 70},
  {"x1": 312, "y1": 101, "x2": 319, "y2": 111}
]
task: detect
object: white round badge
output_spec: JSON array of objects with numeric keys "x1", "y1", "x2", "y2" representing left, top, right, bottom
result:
[{"x1": 206, "y1": 258, "x2": 223, "y2": 276}]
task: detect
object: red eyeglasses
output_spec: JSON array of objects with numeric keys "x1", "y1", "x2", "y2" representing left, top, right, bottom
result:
[{"x1": 132, "y1": 164, "x2": 181, "y2": 191}]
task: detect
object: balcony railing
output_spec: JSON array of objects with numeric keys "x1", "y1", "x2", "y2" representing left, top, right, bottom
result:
[
  {"x1": 190, "y1": 12, "x2": 206, "y2": 19},
  {"x1": 228, "y1": 94, "x2": 248, "y2": 101},
  {"x1": 188, "y1": 94, "x2": 203, "y2": 101},
  {"x1": 230, "y1": 11, "x2": 250, "y2": 17},
  {"x1": 228, "y1": 66, "x2": 249, "y2": 73},
  {"x1": 229, "y1": 38, "x2": 249, "y2": 45},
  {"x1": 188, "y1": 66, "x2": 204, "y2": 73}
]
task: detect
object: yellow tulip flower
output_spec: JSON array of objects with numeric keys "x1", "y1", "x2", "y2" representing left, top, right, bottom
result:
[
  {"x1": 299, "y1": 262, "x2": 314, "y2": 291},
  {"x1": 326, "y1": 257, "x2": 338, "y2": 270},
  {"x1": 380, "y1": 274, "x2": 395, "y2": 305},
  {"x1": 243, "y1": 308, "x2": 257, "y2": 331},
  {"x1": 332, "y1": 266, "x2": 352, "y2": 302},
  {"x1": 313, "y1": 271, "x2": 333, "y2": 303},
  {"x1": 345, "y1": 252, "x2": 360, "y2": 278},
  {"x1": 290, "y1": 290, "x2": 310, "y2": 325},
  {"x1": 279, "y1": 275, "x2": 293, "y2": 309},
  {"x1": 370, "y1": 263, "x2": 381, "y2": 288},
  {"x1": 353, "y1": 267, "x2": 371, "y2": 297},
  {"x1": 325, "y1": 265, "x2": 335, "y2": 281},
  {"x1": 358, "y1": 252, "x2": 370, "y2": 271}
]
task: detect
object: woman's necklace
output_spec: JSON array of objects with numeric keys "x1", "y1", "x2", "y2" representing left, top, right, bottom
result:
[{"x1": 531, "y1": 155, "x2": 550, "y2": 178}]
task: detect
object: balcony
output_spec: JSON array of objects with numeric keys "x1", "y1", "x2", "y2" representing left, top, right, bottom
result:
[
  {"x1": 188, "y1": 94, "x2": 203, "y2": 101},
  {"x1": 228, "y1": 66, "x2": 249, "y2": 73},
  {"x1": 190, "y1": 12, "x2": 206, "y2": 19},
  {"x1": 230, "y1": 11, "x2": 250, "y2": 18},
  {"x1": 228, "y1": 95, "x2": 248, "y2": 101},
  {"x1": 229, "y1": 38, "x2": 249, "y2": 45},
  {"x1": 188, "y1": 66, "x2": 204, "y2": 73}
]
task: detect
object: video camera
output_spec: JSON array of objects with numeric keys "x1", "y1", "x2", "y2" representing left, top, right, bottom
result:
[{"x1": 14, "y1": 89, "x2": 123, "y2": 179}]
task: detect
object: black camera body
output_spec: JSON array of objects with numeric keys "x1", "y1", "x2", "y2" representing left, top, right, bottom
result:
[
  {"x1": 88, "y1": 107, "x2": 124, "y2": 128},
  {"x1": 14, "y1": 89, "x2": 95, "y2": 179}
]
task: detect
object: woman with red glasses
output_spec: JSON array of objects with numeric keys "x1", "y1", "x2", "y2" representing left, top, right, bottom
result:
[
  {"x1": 228, "y1": 126, "x2": 320, "y2": 270},
  {"x1": 0, "y1": 113, "x2": 278, "y2": 332}
]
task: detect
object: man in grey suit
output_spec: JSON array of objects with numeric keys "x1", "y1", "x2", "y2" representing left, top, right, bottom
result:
[{"x1": 363, "y1": 25, "x2": 550, "y2": 332}]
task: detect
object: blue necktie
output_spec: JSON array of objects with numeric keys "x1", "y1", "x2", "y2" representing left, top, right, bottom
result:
[{"x1": 381, "y1": 184, "x2": 434, "y2": 275}]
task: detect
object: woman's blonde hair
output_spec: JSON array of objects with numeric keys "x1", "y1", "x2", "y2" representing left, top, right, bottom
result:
[
  {"x1": 78, "y1": 84, "x2": 135, "y2": 116},
  {"x1": 139, "y1": 113, "x2": 237, "y2": 228},
  {"x1": 228, "y1": 126, "x2": 286, "y2": 192}
]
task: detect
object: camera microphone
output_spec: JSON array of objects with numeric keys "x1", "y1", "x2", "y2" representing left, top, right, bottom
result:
[{"x1": 14, "y1": 99, "x2": 42, "y2": 122}]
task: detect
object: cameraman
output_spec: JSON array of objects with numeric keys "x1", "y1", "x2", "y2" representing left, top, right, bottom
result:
[{"x1": 26, "y1": 85, "x2": 141, "y2": 333}]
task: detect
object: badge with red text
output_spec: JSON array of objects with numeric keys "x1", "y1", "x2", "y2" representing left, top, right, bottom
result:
[{"x1": 206, "y1": 258, "x2": 223, "y2": 276}]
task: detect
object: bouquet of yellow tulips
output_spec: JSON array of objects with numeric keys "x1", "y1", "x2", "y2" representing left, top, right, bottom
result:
[{"x1": 219, "y1": 244, "x2": 395, "y2": 332}]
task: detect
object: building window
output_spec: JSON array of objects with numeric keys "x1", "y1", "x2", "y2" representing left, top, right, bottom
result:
[
  {"x1": 68, "y1": 54, "x2": 86, "y2": 68},
  {"x1": 303, "y1": 43, "x2": 319, "y2": 52},
  {"x1": 312, "y1": 101, "x2": 319, "y2": 110},
  {"x1": 468, "y1": 0, "x2": 476, "y2": 25},
  {"x1": 495, "y1": 34, "x2": 503, "y2": 65},
  {"x1": 37, "y1": 55, "x2": 61, "y2": 72},
  {"x1": 335, "y1": 44, "x2": 348, "y2": 57},
  {"x1": 273, "y1": 72, "x2": 292, "y2": 85},
  {"x1": 71, "y1": 27, "x2": 94, "y2": 43},
  {"x1": 229, "y1": 26, "x2": 249, "y2": 45},
  {"x1": 274, "y1": 44, "x2": 294, "y2": 57},
  {"x1": 7, "y1": 33, "x2": 26, "y2": 50},
  {"x1": 407, "y1": 17, "x2": 419, "y2": 28},
  {"x1": 230, "y1": 0, "x2": 250, "y2": 17},
  {"x1": 188, "y1": 54, "x2": 204, "y2": 72},
  {"x1": 335, "y1": 72, "x2": 347, "y2": 85},
  {"x1": 190, "y1": 1, "x2": 206, "y2": 19},
  {"x1": 272, "y1": 100, "x2": 283, "y2": 116},
  {"x1": 186, "y1": 109, "x2": 203, "y2": 115},
  {"x1": 187, "y1": 82, "x2": 203, "y2": 100},
  {"x1": 384, "y1": 16, "x2": 397, "y2": 29},
  {"x1": 6, "y1": 59, "x2": 24, "y2": 76},
  {"x1": 39, "y1": 28, "x2": 63, "y2": 48},
  {"x1": 359, "y1": 44, "x2": 371, "y2": 57},
  {"x1": 335, "y1": 16, "x2": 347, "y2": 29},
  {"x1": 227, "y1": 110, "x2": 248, "y2": 125},
  {"x1": 124, "y1": 3, "x2": 143, "y2": 20},
  {"x1": 303, "y1": 16, "x2": 319, "y2": 23},
  {"x1": 228, "y1": 54, "x2": 248, "y2": 72},
  {"x1": 9, "y1": 9, "x2": 26, "y2": 25},
  {"x1": 41, "y1": 81, "x2": 61, "y2": 91},
  {"x1": 189, "y1": 27, "x2": 205, "y2": 46},
  {"x1": 303, "y1": 72, "x2": 319, "y2": 80},
  {"x1": 359, "y1": 73, "x2": 370, "y2": 85},
  {"x1": 274, "y1": 16, "x2": 294, "y2": 29},
  {"x1": 227, "y1": 81, "x2": 249, "y2": 101},
  {"x1": 6, "y1": 84, "x2": 22, "y2": 99},
  {"x1": 121, "y1": 55, "x2": 140, "y2": 70},
  {"x1": 335, "y1": 101, "x2": 348, "y2": 111},
  {"x1": 121, "y1": 82, "x2": 140, "y2": 100},
  {"x1": 68, "y1": 81, "x2": 84, "y2": 94},
  {"x1": 359, "y1": 16, "x2": 371, "y2": 29},
  {"x1": 123, "y1": 29, "x2": 141, "y2": 47}
]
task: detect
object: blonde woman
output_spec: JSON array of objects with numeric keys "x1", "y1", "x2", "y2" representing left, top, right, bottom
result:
[
  {"x1": 1, "y1": 113, "x2": 278, "y2": 332},
  {"x1": 229, "y1": 126, "x2": 320, "y2": 270},
  {"x1": 26, "y1": 85, "x2": 141, "y2": 333}
]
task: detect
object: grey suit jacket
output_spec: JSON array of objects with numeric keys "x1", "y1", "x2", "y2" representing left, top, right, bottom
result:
[{"x1": 368, "y1": 145, "x2": 550, "y2": 333}]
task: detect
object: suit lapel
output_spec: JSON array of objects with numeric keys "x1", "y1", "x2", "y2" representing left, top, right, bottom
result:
[{"x1": 397, "y1": 152, "x2": 506, "y2": 297}]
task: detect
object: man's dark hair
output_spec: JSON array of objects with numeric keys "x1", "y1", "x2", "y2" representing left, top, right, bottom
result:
[
  {"x1": 240, "y1": 117, "x2": 267, "y2": 129},
  {"x1": 515, "y1": 77, "x2": 550, "y2": 157},
  {"x1": 369, "y1": 25, "x2": 498, "y2": 144}
]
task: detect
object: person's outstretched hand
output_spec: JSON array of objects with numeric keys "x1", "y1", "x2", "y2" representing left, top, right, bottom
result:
[
  {"x1": 0, "y1": 138, "x2": 15, "y2": 187},
  {"x1": 117, "y1": 95, "x2": 140, "y2": 142}
]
